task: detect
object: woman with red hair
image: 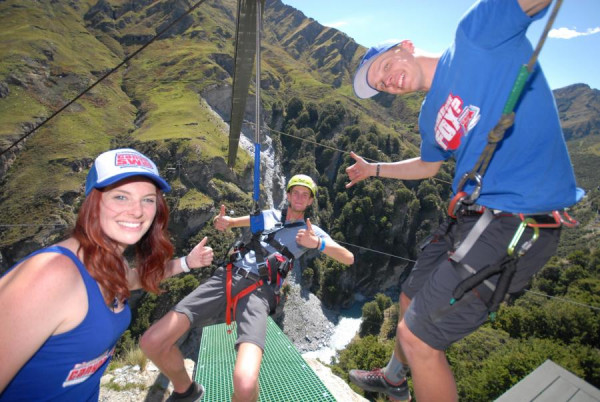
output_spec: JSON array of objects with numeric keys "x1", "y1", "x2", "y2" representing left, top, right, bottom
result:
[{"x1": 0, "y1": 148, "x2": 213, "y2": 402}]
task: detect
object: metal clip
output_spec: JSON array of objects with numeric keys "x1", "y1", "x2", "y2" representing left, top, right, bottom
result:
[
  {"x1": 448, "y1": 173, "x2": 483, "y2": 218},
  {"x1": 507, "y1": 218, "x2": 539, "y2": 257}
]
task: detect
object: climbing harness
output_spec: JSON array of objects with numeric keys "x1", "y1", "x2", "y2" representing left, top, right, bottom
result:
[
  {"x1": 449, "y1": 212, "x2": 540, "y2": 320},
  {"x1": 447, "y1": 200, "x2": 579, "y2": 319},
  {"x1": 224, "y1": 210, "x2": 305, "y2": 332},
  {"x1": 444, "y1": 0, "x2": 579, "y2": 319}
]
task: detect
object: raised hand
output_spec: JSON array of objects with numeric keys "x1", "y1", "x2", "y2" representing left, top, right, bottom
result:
[
  {"x1": 213, "y1": 204, "x2": 231, "y2": 231},
  {"x1": 295, "y1": 218, "x2": 320, "y2": 249},
  {"x1": 345, "y1": 151, "x2": 373, "y2": 188},
  {"x1": 185, "y1": 237, "x2": 213, "y2": 269}
]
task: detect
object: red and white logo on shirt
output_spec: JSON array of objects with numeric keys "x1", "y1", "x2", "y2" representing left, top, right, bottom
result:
[
  {"x1": 435, "y1": 94, "x2": 480, "y2": 151},
  {"x1": 63, "y1": 347, "x2": 115, "y2": 387}
]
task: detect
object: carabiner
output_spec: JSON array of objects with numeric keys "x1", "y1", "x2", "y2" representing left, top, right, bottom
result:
[
  {"x1": 448, "y1": 191, "x2": 468, "y2": 219},
  {"x1": 518, "y1": 210, "x2": 579, "y2": 229},
  {"x1": 507, "y1": 218, "x2": 539, "y2": 257},
  {"x1": 448, "y1": 173, "x2": 483, "y2": 218},
  {"x1": 456, "y1": 172, "x2": 482, "y2": 205}
]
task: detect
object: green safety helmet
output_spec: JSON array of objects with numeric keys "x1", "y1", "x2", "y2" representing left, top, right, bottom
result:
[{"x1": 286, "y1": 174, "x2": 317, "y2": 197}]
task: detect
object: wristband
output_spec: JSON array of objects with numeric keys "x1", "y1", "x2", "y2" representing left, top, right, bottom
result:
[
  {"x1": 376, "y1": 163, "x2": 381, "y2": 177},
  {"x1": 319, "y1": 238, "x2": 326, "y2": 252},
  {"x1": 180, "y1": 256, "x2": 190, "y2": 273}
]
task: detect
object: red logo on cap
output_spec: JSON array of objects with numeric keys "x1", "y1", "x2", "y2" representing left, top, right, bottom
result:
[{"x1": 115, "y1": 153, "x2": 153, "y2": 168}]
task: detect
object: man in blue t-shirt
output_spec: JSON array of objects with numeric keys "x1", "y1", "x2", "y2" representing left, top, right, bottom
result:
[{"x1": 345, "y1": 0, "x2": 583, "y2": 401}]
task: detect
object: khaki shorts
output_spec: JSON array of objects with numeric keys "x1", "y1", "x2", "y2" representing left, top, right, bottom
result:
[
  {"x1": 174, "y1": 266, "x2": 276, "y2": 350},
  {"x1": 402, "y1": 214, "x2": 560, "y2": 350}
]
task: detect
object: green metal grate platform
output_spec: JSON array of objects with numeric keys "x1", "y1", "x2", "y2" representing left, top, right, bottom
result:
[{"x1": 196, "y1": 317, "x2": 336, "y2": 401}]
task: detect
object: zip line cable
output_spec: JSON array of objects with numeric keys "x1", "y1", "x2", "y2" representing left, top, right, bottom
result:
[
  {"x1": 242, "y1": 120, "x2": 454, "y2": 186},
  {"x1": 0, "y1": 0, "x2": 208, "y2": 157},
  {"x1": 523, "y1": 289, "x2": 600, "y2": 312},
  {"x1": 335, "y1": 239, "x2": 417, "y2": 264}
]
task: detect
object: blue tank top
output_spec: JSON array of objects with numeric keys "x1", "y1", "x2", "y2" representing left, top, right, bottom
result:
[{"x1": 0, "y1": 246, "x2": 131, "y2": 402}]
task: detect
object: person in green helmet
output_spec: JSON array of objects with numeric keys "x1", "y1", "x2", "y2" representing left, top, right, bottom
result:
[{"x1": 141, "y1": 174, "x2": 354, "y2": 402}]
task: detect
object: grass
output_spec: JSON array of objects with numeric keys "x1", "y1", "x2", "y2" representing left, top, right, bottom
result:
[
  {"x1": 109, "y1": 346, "x2": 149, "y2": 372},
  {"x1": 177, "y1": 188, "x2": 213, "y2": 211}
]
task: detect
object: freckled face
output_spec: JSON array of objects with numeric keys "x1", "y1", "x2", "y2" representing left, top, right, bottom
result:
[
  {"x1": 367, "y1": 46, "x2": 423, "y2": 95},
  {"x1": 286, "y1": 186, "x2": 314, "y2": 213},
  {"x1": 99, "y1": 178, "x2": 158, "y2": 251}
]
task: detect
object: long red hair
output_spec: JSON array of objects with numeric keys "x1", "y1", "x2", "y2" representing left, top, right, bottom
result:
[{"x1": 72, "y1": 187, "x2": 174, "y2": 305}]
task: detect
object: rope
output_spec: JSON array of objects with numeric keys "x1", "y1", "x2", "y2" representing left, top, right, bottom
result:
[
  {"x1": 242, "y1": 120, "x2": 453, "y2": 186},
  {"x1": 523, "y1": 289, "x2": 600, "y2": 312},
  {"x1": 528, "y1": 0, "x2": 564, "y2": 73},
  {"x1": 334, "y1": 240, "x2": 416, "y2": 264},
  {"x1": 0, "y1": 0, "x2": 209, "y2": 157}
]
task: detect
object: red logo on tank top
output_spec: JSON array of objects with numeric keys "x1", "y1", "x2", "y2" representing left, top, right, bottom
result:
[
  {"x1": 435, "y1": 94, "x2": 480, "y2": 151},
  {"x1": 62, "y1": 347, "x2": 115, "y2": 387}
]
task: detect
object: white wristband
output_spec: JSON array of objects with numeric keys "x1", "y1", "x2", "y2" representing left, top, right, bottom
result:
[{"x1": 180, "y1": 256, "x2": 190, "y2": 273}]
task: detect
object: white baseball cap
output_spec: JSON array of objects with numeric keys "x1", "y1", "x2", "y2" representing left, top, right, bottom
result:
[
  {"x1": 353, "y1": 41, "x2": 401, "y2": 99},
  {"x1": 85, "y1": 148, "x2": 171, "y2": 196}
]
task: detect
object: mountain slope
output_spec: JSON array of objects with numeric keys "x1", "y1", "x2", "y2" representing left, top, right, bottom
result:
[
  {"x1": 0, "y1": 0, "x2": 419, "y2": 267},
  {"x1": 553, "y1": 84, "x2": 600, "y2": 192}
]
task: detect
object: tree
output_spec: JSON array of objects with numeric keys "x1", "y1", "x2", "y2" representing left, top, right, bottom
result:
[
  {"x1": 285, "y1": 96, "x2": 303, "y2": 120},
  {"x1": 359, "y1": 301, "x2": 383, "y2": 336}
]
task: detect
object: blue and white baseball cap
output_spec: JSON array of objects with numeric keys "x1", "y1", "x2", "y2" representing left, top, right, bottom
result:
[
  {"x1": 353, "y1": 41, "x2": 400, "y2": 99},
  {"x1": 85, "y1": 148, "x2": 171, "y2": 196}
]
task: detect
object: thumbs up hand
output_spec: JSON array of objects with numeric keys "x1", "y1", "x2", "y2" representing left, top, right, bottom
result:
[
  {"x1": 295, "y1": 218, "x2": 320, "y2": 249},
  {"x1": 185, "y1": 237, "x2": 214, "y2": 269},
  {"x1": 214, "y1": 204, "x2": 231, "y2": 231}
]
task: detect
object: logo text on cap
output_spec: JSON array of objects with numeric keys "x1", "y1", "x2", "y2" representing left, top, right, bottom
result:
[{"x1": 115, "y1": 153, "x2": 153, "y2": 169}]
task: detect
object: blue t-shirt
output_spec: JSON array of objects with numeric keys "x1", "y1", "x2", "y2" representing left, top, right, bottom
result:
[
  {"x1": 235, "y1": 209, "x2": 329, "y2": 276},
  {"x1": 1, "y1": 246, "x2": 131, "y2": 402},
  {"x1": 419, "y1": 0, "x2": 583, "y2": 213}
]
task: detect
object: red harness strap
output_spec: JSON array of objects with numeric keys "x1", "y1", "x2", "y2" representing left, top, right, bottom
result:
[{"x1": 225, "y1": 263, "x2": 263, "y2": 333}]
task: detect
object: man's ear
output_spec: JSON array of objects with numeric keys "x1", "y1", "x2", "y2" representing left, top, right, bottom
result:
[{"x1": 400, "y1": 40, "x2": 415, "y2": 54}]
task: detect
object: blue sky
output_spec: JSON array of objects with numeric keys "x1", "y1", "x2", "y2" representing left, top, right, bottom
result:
[{"x1": 281, "y1": 0, "x2": 600, "y2": 90}]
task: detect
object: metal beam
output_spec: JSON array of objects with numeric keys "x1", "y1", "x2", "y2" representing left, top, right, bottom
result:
[{"x1": 228, "y1": 0, "x2": 265, "y2": 168}]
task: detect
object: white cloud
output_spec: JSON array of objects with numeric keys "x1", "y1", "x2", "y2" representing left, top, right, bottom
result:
[{"x1": 549, "y1": 26, "x2": 600, "y2": 39}]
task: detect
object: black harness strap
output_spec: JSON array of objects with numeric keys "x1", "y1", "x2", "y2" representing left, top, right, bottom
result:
[
  {"x1": 234, "y1": 209, "x2": 305, "y2": 283},
  {"x1": 449, "y1": 210, "x2": 540, "y2": 320},
  {"x1": 451, "y1": 256, "x2": 516, "y2": 315}
]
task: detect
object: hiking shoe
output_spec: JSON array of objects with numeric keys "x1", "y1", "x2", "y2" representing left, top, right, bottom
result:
[
  {"x1": 349, "y1": 368, "x2": 410, "y2": 401},
  {"x1": 166, "y1": 382, "x2": 204, "y2": 402}
]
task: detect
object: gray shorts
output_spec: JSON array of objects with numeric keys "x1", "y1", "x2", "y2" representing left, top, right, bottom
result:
[
  {"x1": 402, "y1": 214, "x2": 560, "y2": 350},
  {"x1": 173, "y1": 266, "x2": 276, "y2": 350}
]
